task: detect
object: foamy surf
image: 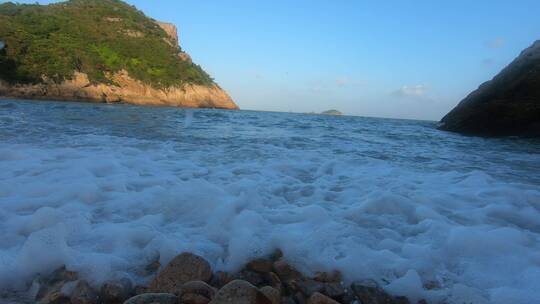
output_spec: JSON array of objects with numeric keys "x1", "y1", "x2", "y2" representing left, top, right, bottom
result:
[{"x1": 0, "y1": 100, "x2": 539, "y2": 304}]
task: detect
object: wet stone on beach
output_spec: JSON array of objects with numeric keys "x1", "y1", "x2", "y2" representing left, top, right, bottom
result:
[{"x1": 149, "y1": 253, "x2": 213, "y2": 294}]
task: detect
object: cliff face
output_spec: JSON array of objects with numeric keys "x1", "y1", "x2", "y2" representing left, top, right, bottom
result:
[
  {"x1": 0, "y1": 71, "x2": 238, "y2": 109},
  {"x1": 0, "y1": 0, "x2": 238, "y2": 110},
  {"x1": 156, "y1": 21, "x2": 179, "y2": 46},
  {"x1": 439, "y1": 40, "x2": 540, "y2": 137}
]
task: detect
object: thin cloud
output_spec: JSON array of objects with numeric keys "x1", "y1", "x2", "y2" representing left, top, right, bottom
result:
[
  {"x1": 484, "y1": 37, "x2": 505, "y2": 49},
  {"x1": 307, "y1": 77, "x2": 365, "y2": 93},
  {"x1": 335, "y1": 77, "x2": 365, "y2": 88},
  {"x1": 393, "y1": 84, "x2": 429, "y2": 98},
  {"x1": 482, "y1": 58, "x2": 496, "y2": 67}
]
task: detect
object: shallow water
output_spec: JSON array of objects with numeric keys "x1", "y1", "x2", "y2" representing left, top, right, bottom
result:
[{"x1": 1, "y1": 99, "x2": 539, "y2": 303}]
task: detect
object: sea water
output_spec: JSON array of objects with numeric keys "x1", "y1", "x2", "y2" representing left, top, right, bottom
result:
[{"x1": 0, "y1": 99, "x2": 539, "y2": 303}]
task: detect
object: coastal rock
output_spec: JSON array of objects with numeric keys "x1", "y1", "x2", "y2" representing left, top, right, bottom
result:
[
  {"x1": 123, "y1": 293, "x2": 178, "y2": 304},
  {"x1": 209, "y1": 271, "x2": 233, "y2": 289},
  {"x1": 0, "y1": 71, "x2": 238, "y2": 110},
  {"x1": 149, "y1": 253, "x2": 212, "y2": 294},
  {"x1": 439, "y1": 40, "x2": 540, "y2": 137},
  {"x1": 313, "y1": 272, "x2": 342, "y2": 284},
  {"x1": 259, "y1": 286, "x2": 280, "y2": 304},
  {"x1": 34, "y1": 267, "x2": 78, "y2": 304},
  {"x1": 306, "y1": 292, "x2": 340, "y2": 304},
  {"x1": 233, "y1": 269, "x2": 281, "y2": 289},
  {"x1": 178, "y1": 281, "x2": 217, "y2": 300},
  {"x1": 281, "y1": 297, "x2": 296, "y2": 304},
  {"x1": 272, "y1": 260, "x2": 302, "y2": 283},
  {"x1": 70, "y1": 281, "x2": 98, "y2": 304},
  {"x1": 181, "y1": 293, "x2": 212, "y2": 304},
  {"x1": 209, "y1": 280, "x2": 272, "y2": 304},
  {"x1": 100, "y1": 278, "x2": 133, "y2": 304},
  {"x1": 321, "y1": 282, "x2": 346, "y2": 300},
  {"x1": 247, "y1": 259, "x2": 274, "y2": 274},
  {"x1": 292, "y1": 279, "x2": 325, "y2": 297}
]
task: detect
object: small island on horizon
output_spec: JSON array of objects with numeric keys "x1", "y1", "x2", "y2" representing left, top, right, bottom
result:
[{"x1": 321, "y1": 109, "x2": 343, "y2": 116}]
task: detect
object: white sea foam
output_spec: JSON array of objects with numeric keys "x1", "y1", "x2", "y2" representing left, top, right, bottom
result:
[{"x1": 1, "y1": 100, "x2": 540, "y2": 303}]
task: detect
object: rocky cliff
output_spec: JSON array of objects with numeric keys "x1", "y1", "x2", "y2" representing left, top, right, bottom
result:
[
  {"x1": 439, "y1": 40, "x2": 540, "y2": 137},
  {"x1": 0, "y1": 0, "x2": 238, "y2": 109},
  {"x1": 0, "y1": 71, "x2": 237, "y2": 109}
]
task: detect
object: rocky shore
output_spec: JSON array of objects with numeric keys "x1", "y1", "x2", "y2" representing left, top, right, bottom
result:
[
  {"x1": 4, "y1": 251, "x2": 422, "y2": 304},
  {"x1": 0, "y1": 71, "x2": 239, "y2": 110}
]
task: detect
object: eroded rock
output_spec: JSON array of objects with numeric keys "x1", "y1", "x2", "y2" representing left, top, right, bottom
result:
[{"x1": 100, "y1": 278, "x2": 133, "y2": 304}]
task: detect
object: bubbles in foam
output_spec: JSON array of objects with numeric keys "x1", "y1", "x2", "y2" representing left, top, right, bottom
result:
[{"x1": 1, "y1": 100, "x2": 540, "y2": 303}]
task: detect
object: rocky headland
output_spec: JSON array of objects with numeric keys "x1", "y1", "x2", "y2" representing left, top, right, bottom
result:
[
  {"x1": 0, "y1": 0, "x2": 238, "y2": 110},
  {"x1": 0, "y1": 71, "x2": 237, "y2": 109},
  {"x1": 5, "y1": 251, "x2": 420, "y2": 304},
  {"x1": 439, "y1": 40, "x2": 540, "y2": 137}
]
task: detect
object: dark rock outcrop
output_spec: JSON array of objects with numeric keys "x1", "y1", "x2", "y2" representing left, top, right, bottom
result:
[{"x1": 439, "y1": 40, "x2": 540, "y2": 137}]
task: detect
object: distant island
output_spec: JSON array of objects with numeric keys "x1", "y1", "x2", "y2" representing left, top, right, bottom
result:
[
  {"x1": 0, "y1": 0, "x2": 238, "y2": 109},
  {"x1": 321, "y1": 109, "x2": 343, "y2": 116}
]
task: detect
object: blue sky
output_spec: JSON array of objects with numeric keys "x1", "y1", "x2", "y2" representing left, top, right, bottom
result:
[{"x1": 8, "y1": 0, "x2": 540, "y2": 120}]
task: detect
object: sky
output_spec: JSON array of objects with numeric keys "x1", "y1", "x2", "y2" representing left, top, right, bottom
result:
[{"x1": 7, "y1": 0, "x2": 540, "y2": 120}]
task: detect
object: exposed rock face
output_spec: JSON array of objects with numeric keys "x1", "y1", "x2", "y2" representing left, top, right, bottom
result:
[
  {"x1": 0, "y1": 71, "x2": 238, "y2": 110},
  {"x1": 156, "y1": 21, "x2": 179, "y2": 46},
  {"x1": 0, "y1": 0, "x2": 238, "y2": 110},
  {"x1": 439, "y1": 40, "x2": 540, "y2": 137}
]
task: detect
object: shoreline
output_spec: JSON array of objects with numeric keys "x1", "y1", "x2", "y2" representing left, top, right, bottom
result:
[{"x1": 3, "y1": 251, "x2": 417, "y2": 304}]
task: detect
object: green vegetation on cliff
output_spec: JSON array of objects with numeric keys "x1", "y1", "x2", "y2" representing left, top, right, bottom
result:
[{"x1": 0, "y1": 0, "x2": 214, "y2": 88}]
